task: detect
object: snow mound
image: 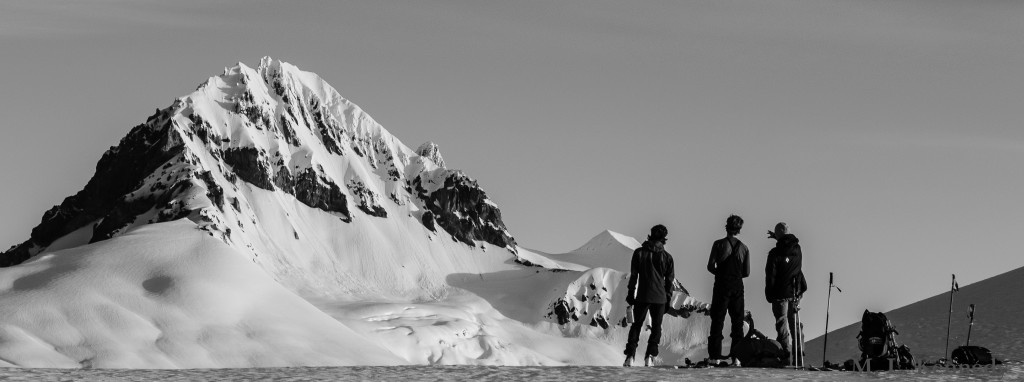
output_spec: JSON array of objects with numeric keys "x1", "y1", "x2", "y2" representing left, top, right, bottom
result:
[{"x1": 0, "y1": 221, "x2": 400, "y2": 368}]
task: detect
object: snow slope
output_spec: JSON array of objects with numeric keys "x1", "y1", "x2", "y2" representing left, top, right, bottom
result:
[
  {"x1": 805, "y1": 266, "x2": 1024, "y2": 365},
  {"x1": 0, "y1": 221, "x2": 400, "y2": 368}
]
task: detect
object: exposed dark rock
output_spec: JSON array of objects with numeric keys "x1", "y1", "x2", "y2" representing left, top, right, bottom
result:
[
  {"x1": 222, "y1": 147, "x2": 274, "y2": 190},
  {"x1": 90, "y1": 195, "x2": 158, "y2": 243},
  {"x1": 0, "y1": 119, "x2": 183, "y2": 267},
  {"x1": 553, "y1": 298, "x2": 572, "y2": 325},
  {"x1": 272, "y1": 167, "x2": 351, "y2": 221},
  {"x1": 421, "y1": 210, "x2": 436, "y2": 232},
  {"x1": 346, "y1": 179, "x2": 387, "y2": 218},
  {"x1": 310, "y1": 99, "x2": 344, "y2": 155},
  {"x1": 589, "y1": 315, "x2": 609, "y2": 329},
  {"x1": 196, "y1": 171, "x2": 224, "y2": 210},
  {"x1": 413, "y1": 171, "x2": 516, "y2": 250}
]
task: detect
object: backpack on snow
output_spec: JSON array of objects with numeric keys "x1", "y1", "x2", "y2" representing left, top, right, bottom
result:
[
  {"x1": 857, "y1": 310, "x2": 890, "y2": 358},
  {"x1": 855, "y1": 310, "x2": 915, "y2": 370},
  {"x1": 952, "y1": 346, "x2": 993, "y2": 366}
]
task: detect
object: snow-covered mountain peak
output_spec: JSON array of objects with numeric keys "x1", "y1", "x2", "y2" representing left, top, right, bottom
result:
[
  {"x1": 571, "y1": 230, "x2": 642, "y2": 255},
  {"x1": 0, "y1": 58, "x2": 519, "y2": 298}
]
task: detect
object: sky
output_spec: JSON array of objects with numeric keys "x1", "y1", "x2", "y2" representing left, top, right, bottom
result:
[{"x1": 1, "y1": 0, "x2": 1022, "y2": 340}]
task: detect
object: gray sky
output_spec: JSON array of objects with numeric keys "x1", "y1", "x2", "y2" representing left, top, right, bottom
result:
[{"x1": 2, "y1": 0, "x2": 1023, "y2": 339}]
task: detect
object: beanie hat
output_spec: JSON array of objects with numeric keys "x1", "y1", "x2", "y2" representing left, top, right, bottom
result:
[{"x1": 649, "y1": 224, "x2": 668, "y2": 242}]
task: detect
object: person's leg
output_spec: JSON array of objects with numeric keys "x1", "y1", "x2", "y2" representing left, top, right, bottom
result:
[
  {"x1": 625, "y1": 302, "x2": 652, "y2": 358},
  {"x1": 788, "y1": 298, "x2": 801, "y2": 364},
  {"x1": 707, "y1": 287, "x2": 727, "y2": 359},
  {"x1": 772, "y1": 299, "x2": 791, "y2": 354},
  {"x1": 727, "y1": 289, "x2": 745, "y2": 357},
  {"x1": 645, "y1": 303, "x2": 667, "y2": 358}
]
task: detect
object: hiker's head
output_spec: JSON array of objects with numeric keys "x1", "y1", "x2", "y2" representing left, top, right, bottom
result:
[
  {"x1": 648, "y1": 224, "x2": 668, "y2": 244},
  {"x1": 725, "y1": 215, "x2": 743, "y2": 235},
  {"x1": 773, "y1": 222, "x2": 789, "y2": 239}
]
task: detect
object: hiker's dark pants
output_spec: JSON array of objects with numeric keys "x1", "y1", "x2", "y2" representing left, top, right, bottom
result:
[
  {"x1": 708, "y1": 279, "x2": 744, "y2": 359},
  {"x1": 771, "y1": 297, "x2": 801, "y2": 354},
  {"x1": 624, "y1": 302, "x2": 666, "y2": 358}
]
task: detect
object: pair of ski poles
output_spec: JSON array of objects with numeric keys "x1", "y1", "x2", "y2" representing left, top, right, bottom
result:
[{"x1": 790, "y1": 277, "x2": 805, "y2": 369}]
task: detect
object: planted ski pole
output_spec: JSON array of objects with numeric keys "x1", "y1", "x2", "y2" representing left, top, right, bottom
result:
[
  {"x1": 966, "y1": 304, "x2": 975, "y2": 347},
  {"x1": 944, "y1": 274, "x2": 959, "y2": 364},
  {"x1": 822, "y1": 272, "x2": 841, "y2": 366},
  {"x1": 791, "y1": 277, "x2": 803, "y2": 369}
]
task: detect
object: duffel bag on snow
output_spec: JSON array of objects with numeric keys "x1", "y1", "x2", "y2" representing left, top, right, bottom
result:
[{"x1": 952, "y1": 346, "x2": 993, "y2": 365}]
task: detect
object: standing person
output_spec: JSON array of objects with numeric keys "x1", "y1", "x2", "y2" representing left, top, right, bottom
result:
[
  {"x1": 623, "y1": 224, "x2": 675, "y2": 367},
  {"x1": 706, "y1": 215, "x2": 750, "y2": 366},
  {"x1": 765, "y1": 222, "x2": 807, "y2": 363}
]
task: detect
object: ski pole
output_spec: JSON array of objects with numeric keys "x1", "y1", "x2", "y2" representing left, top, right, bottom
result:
[
  {"x1": 823, "y1": 272, "x2": 832, "y2": 366},
  {"x1": 798, "y1": 305, "x2": 805, "y2": 368},
  {"x1": 944, "y1": 274, "x2": 956, "y2": 364},
  {"x1": 791, "y1": 278, "x2": 801, "y2": 369},
  {"x1": 966, "y1": 304, "x2": 975, "y2": 347}
]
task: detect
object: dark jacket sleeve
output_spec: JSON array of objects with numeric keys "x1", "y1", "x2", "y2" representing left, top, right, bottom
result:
[
  {"x1": 628, "y1": 248, "x2": 640, "y2": 298},
  {"x1": 742, "y1": 244, "x2": 750, "y2": 278},
  {"x1": 707, "y1": 240, "x2": 723, "y2": 274},
  {"x1": 765, "y1": 251, "x2": 777, "y2": 301},
  {"x1": 664, "y1": 253, "x2": 675, "y2": 300},
  {"x1": 795, "y1": 244, "x2": 807, "y2": 296}
]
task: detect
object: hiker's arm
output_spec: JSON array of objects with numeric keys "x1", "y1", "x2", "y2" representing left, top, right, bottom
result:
[
  {"x1": 664, "y1": 255, "x2": 675, "y2": 299},
  {"x1": 742, "y1": 245, "x2": 750, "y2": 278},
  {"x1": 627, "y1": 250, "x2": 639, "y2": 303},
  {"x1": 795, "y1": 245, "x2": 807, "y2": 296},
  {"x1": 765, "y1": 253, "x2": 775, "y2": 300},
  {"x1": 706, "y1": 242, "x2": 720, "y2": 274}
]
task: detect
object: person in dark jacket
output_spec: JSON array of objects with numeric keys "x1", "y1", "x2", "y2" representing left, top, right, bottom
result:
[
  {"x1": 623, "y1": 224, "x2": 675, "y2": 367},
  {"x1": 765, "y1": 222, "x2": 807, "y2": 361},
  {"x1": 706, "y1": 215, "x2": 750, "y2": 365}
]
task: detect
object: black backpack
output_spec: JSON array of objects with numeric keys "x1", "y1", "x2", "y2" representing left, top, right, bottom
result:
[
  {"x1": 858, "y1": 310, "x2": 890, "y2": 358},
  {"x1": 952, "y1": 346, "x2": 993, "y2": 366},
  {"x1": 856, "y1": 310, "x2": 915, "y2": 370}
]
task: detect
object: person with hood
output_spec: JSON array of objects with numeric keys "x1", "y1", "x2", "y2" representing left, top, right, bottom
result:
[
  {"x1": 765, "y1": 222, "x2": 807, "y2": 362},
  {"x1": 706, "y1": 215, "x2": 750, "y2": 366},
  {"x1": 623, "y1": 224, "x2": 675, "y2": 367}
]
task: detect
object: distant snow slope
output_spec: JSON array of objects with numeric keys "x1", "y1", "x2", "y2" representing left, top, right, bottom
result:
[
  {"x1": 805, "y1": 266, "x2": 1024, "y2": 365},
  {"x1": 0, "y1": 221, "x2": 400, "y2": 368},
  {"x1": 524, "y1": 230, "x2": 641, "y2": 272}
]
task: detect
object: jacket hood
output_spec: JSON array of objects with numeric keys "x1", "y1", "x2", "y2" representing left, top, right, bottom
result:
[{"x1": 643, "y1": 240, "x2": 666, "y2": 252}]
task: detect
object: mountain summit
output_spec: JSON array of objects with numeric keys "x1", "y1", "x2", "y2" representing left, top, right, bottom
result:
[{"x1": 1, "y1": 57, "x2": 517, "y2": 298}]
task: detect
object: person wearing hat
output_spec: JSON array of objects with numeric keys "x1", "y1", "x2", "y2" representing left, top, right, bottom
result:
[
  {"x1": 765, "y1": 222, "x2": 807, "y2": 363},
  {"x1": 706, "y1": 215, "x2": 750, "y2": 366},
  {"x1": 623, "y1": 224, "x2": 675, "y2": 367}
]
